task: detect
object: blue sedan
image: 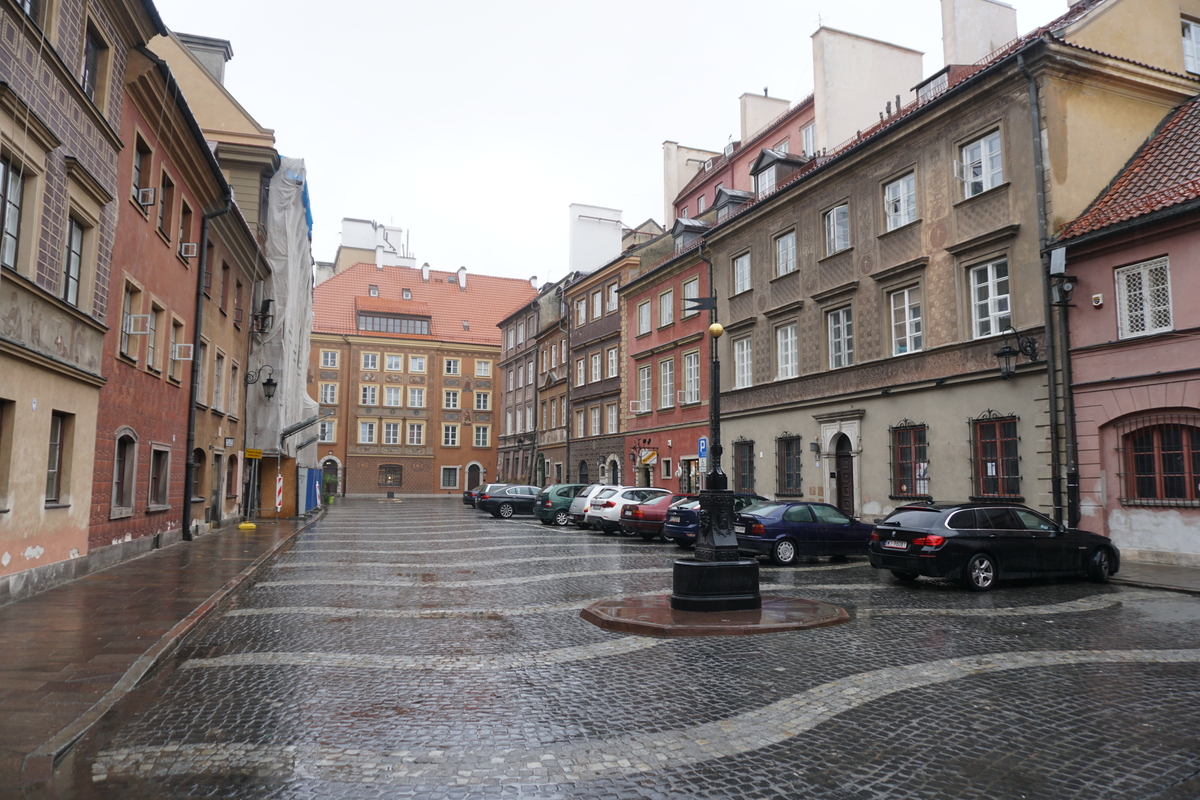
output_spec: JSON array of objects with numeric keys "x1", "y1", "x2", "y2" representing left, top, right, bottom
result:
[
  {"x1": 734, "y1": 501, "x2": 875, "y2": 565},
  {"x1": 663, "y1": 494, "x2": 770, "y2": 549}
]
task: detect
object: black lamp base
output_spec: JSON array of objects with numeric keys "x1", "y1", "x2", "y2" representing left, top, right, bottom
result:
[{"x1": 670, "y1": 557, "x2": 762, "y2": 612}]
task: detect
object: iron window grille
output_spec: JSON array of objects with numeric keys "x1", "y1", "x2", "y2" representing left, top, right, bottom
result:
[
  {"x1": 776, "y1": 433, "x2": 804, "y2": 497},
  {"x1": 968, "y1": 410, "x2": 1021, "y2": 500},
  {"x1": 1116, "y1": 413, "x2": 1200, "y2": 507},
  {"x1": 733, "y1": 437, "x2": 755, "y2": 493},
  {"x1": 889, "y1": 420, "x2": 930, "y2": 500},
  {"x1": 378, "y1": 465, "x2": 403, "y2": 487}
]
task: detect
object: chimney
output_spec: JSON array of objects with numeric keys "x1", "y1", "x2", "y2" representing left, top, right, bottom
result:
[
  {"x1": 174, "y1": 33, "x2": 234, "y2": 85},
  {"x1": 941, "y1": 0, "x2": 1018, "y2": 67},
  {"x1": 421, "y1": 262, "x2": 430, "y2": 282},
  {"x1": 529, "y1": 276, "x2": 538, "y2": 289},
  {"x1": 739, "y1": 92, "x2": 791, "y2": 141},
  {"x1": 457, "y1": 266, "x2": 467, "y2": 290}
]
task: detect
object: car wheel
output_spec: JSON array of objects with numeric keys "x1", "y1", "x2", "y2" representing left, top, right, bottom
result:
[
  {"x1": 554, "y1": 509, "x2": 570, "y2": 526},
  {"x1": 498, "y1": 502, "x2": 514, "y2": 519},
  {"x1": 890, "y1": 570, "x2": 920, "y2": 582},
  {"x1": 962, "y1": 553, "x2": 997, "y2": 591},
  {"x1": 1087, "y1": 548, "x2": 1112, "y2": 583},
  {"x1": 771, "y1": 539, "x2": 799, "y2": 566}
]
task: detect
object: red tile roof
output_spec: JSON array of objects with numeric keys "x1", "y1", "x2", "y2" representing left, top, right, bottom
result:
[
  {"x1": 1058, "y1": 94, "x2": 1200, "y2": 240},
  {"x1": 313, "y1": 263, "x2": 537, "y2": 347}
]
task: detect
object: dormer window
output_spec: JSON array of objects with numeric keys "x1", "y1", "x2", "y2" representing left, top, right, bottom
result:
[
  {"x1": 704, "y1": 158, "x2": 714, "y2": 171},
  {"x1": 724, "y1": 142, "x2": 736, "y2": 158},
  {"x1": 368, "y1": 284, "x2": 379, "y2": 297},
  {"x1": 679, "y1": 206, "x2": 689, "y2": 219},
  {"x1": 358, "y1": 313, "x2": 430, "y2": 335},
  {"x1": 402, "y1": 288, "x2": 412, "y2": 300},
  {"x1": 917, "y1": 70, "x2": 950, "y2": 102},
  {"x1": 756, "y1": 166, "x2": 776, "y2": 199}
]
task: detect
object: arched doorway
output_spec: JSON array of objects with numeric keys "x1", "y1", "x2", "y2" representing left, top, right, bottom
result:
[
  {"x1": 608, "y1": 458, "x2": 621, "y2": 485},
  {"x1": 466, "y1": 462, "x2": 481, "y2": 490},
  {"x1": 578, "y1": 460, "x2": 589, "y2": 484},
  {"x1": 834, "y1": 433, "x2": 854, "y2": 515},
  {"x1": 322, "y1": 459, "x2": 340, "y2": 494},
  {"x1": 534, "y1": 454, "x2": 545, "y2": 486}
]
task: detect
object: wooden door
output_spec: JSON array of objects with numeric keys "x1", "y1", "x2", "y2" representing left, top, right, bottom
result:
[{"x1": 834, "y1": 434, "x2": 854, "y2": 515}]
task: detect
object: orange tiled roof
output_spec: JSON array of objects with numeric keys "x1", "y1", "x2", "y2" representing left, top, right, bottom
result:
[
  {"x1": 313, "y1": 263, "x2": 537, "y2": 347},
  {"x1": 1058, "y1": 94, "x2": 1200, "y2": 240}
]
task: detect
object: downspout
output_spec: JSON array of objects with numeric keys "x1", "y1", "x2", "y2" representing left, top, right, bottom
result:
[
  {"x1": 1019, "y1": 51, "x2": 1063, "y2": 524},
  {"x1": 1055, "y1": 269, "x2": 1081, "y2": 526},
  {"x1": 182, "y1": 189, "x2": 234, "y2": 539},
  {"x1": 562, "y1": 295, "x2": 572, "y2": 482}
]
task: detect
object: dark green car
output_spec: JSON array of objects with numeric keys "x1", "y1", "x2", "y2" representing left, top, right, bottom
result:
[{"x1": 534, "y1": 484, "x2": 586, "y2": 526}]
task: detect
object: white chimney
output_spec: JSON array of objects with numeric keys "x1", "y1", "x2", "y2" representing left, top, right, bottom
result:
[
  {"x1": 457, "y1": 266, "x2": 467, "y2": 290},
  {"x1": 421, "y1": 262, "x2": 430, "y2": 282},
  {"x1": 529, "y1": 276, "x2": 538, "y2": 289},
  {"x1": 941, "y1": 0, "x2": 1018, "y2": 67},
  {"x1": 740, "y1": 92, "x2": 791, "y2": 141}
]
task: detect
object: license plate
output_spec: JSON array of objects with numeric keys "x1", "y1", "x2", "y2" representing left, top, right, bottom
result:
[
  {"x1": 733, "y1": 525, "x2": 745, "y2": 534},
  {"x1": 882, "y1": 540, "x2": 907, "y2": 550},
  {"x1": 669, "y1": 515, "x2": 679, "y2": 522}
]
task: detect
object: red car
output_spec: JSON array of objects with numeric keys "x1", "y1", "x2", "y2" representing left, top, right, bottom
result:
[{"x1": 620, "y1": 493, "x2": 696, "y2": 540}]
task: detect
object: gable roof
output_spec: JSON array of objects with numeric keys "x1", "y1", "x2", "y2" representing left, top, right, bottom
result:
[
  {"x1": 1057, "y1": 94, "x2": 1200, "y2": 240},
  {"x1": 313, "y1": 263, "x2": 537, "y2": 347}
]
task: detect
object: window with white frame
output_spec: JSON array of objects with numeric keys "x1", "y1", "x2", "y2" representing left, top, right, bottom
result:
[
  {"x1": 777, "y1": 323, "x2": 798, "y2": 379},
  {"x1": 590, "y1": 352, "x2": 601, "y2": 382},
  {"x1": 443, "y1": 424, "x2": 459, "y2": 447},
  {"x1": 607, "y1": 403, "x2": 618, "y2": 434},
  {"x1": 212, "y1": 354, "x2": 224, "y2": 410},
  {"x1": 475, "y1": 360, "x2": 491, "y2": 377},
  {"x1": 444, "y1": 390, "x2": 459, "y2": 409},
  {"x1": 970, "y1": 259, "x2": 1011, "y2": 338},
  {"x1": 606, "y1": 283, "x2": 618, "y2": 312},
  {"x1": 1116, "y1": 257, "x2": 1172, "y2": 339},
  {"x1": 383, "y1": 422, "x2": 400, "y2": 445},
  {"x1": 407, "y1": 422, "x2": 424, "y2": 445},
  {"x1": 697, "y1": 195, "x2": 707, "y2": 214},
  {"x1": 682, "y1": 278, "x2": 699, "y2": 317},
  {"x1": 516, "y1": 321, "x2": 524, "y2": 343},
  {"x1": 590, "y1": 406, "x2": 601, "y2": 436},
  {"x1": 606, "y1": 346, "x2": 618, "y2": 378},
  {"x1": 828, "y1": 307, "x2": 854, "y2": 368},
  {"x1": 890, "y1": 287, "x2": 923, "y2": 354},
  {"x1": 684, "y1": 351, "x2": 700, "y2": 404},
  {"x1": 360, "y1": 384, "x2": 377, "y2": 406},
  {"x1": 660, "y1": 359, "x2": 675, "y2": 408},
  {"x1": 574, "y1": 298, "x2": 586, "y2": 326},
  {"x1": 516, "y1": 366, "x2": 523, "y2": 388},
  {"x1": 384, "y1": 386, "x2": 401, "y2": 407},
  {"x1": 506, "y1": 410, "x2": 513, "y2": 435},
  {"x1": 1185, "y1": 19, "x2": 1199, "y2": 72},
  {"x1": 638, "y1": 365, "x2": 652, "y2": 410},
  {"x1": 475, "y1": 392, "x2": 490, "y2": 411},
  {"x1": 802, "y1": 124, "x2": 816, "y2": 157},
  {"x1": 362, "y1": 352, "x2": 378, "y2": 371},
  {"x1": 526, "y1": 405, "x2": 533, "y2": 430},
  {"x1": 409, "y1": 355, "x2": 426, "y2": 373},
  {"x1": 440, "y1": 466, "x2": 459, "y2": 489},
  {"x1": 592, "y1": 291, "x2": 602, "y2": 320},
  {"x1": 733, "y1": 337, "x2": 753, "y2": 389},
  {"x1": 508, "y1": 369, "x2": 515, "y2": 391},
  {"x1": 659, "y1": 289, "x2": 674, "y2": 327},
  {"x1": 576, "y1": 409, "x2": 585, "y2": 436},
  {"x1": 575, "y1": 358, "x2": 585, "y2": 387},
  {"x1": 474, "y1": 425, "x2": 490, "y2": 447},
  {"x1": 551, "y1": 345, "x2": 558, "y2": 368},
  {"x1": 756, "y1": 165, "x2": 775, "y2": 199},
  {"x1": 408, "y1": 387, "x2": 425, "y2": 407},
  {"x1": 385, "y1": 354, "x2": 402, "y2": 371},
  {"x1": 637, "y1": 301, "x2": 651, "y2": 335},
  {"x1": 775, "y1": 231, "x2": 796, "y2": 276},
  {"x1": 318, "y1": 420, "x2": 336, "y2": 442},
  {"x1": 359, "y1": 421, "x2": 376, "y2": 444},
  {"x1": 885, "y1": 173, "x2": 916, "y2": 231},
  {"x1": 824, "y1": 204, "x2": 850, "y2": 255},
  {"x1": 551, "y1": 399, "x2": 557, "y2": 428},
  {"x1": 321, "y1": 350, "x2": 338, "y2": 368},
  {"x1": 320, "y1": 383, "x2": 337, "y2": 404},
  {"x1": 527, "y1": 361, "x2": 533, "y2": 385},
  {"x1": 445, "y1": 358, "x2": 460, "y2": 375},
  {"x1": 960, "y1": 131, "x2": 1003, "y2": 198},
  {"x1": 733, "y1": 252, "x2": 751, "y2": 294}
]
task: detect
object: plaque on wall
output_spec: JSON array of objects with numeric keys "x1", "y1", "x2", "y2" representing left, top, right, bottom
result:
[
  {"x1": 320, "y1": 371, "x2": 338, "y2": 380},
  {"x1": 445, "y1": 377, "x2": 460, "y2": 387}
]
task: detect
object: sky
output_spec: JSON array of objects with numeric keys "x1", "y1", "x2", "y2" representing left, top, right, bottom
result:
[{"x1": 151, "y1": 0, "x2": 1074, "y2": 285}]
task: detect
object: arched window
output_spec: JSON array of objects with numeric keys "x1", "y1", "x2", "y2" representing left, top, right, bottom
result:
[
  {"x1": 113, "y1": 433, "x2": 137, "y2": 510},
  {"x1": 1120, "y1": 415, "x2": 1200, "y2": 505},
  {"x1": 225, "y1": 455, "x2": 238, "y2": 498},
  {"x1": 379, "y1": 464, "x2": 403, "y2": 487},
  {"x1": 578, "y1": 460, "x2": 589, "y2": 484},
  {"x1": 191, "y1": 448, "x2": 206, "y2": 500}
]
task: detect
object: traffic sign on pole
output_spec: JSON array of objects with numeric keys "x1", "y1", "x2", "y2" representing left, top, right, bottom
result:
[{"x1": 698, "y1": 437, "x2": 708, "y2": 459}]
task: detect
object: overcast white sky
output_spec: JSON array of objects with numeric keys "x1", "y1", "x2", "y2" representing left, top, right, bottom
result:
[{"x1": 152, "y1": 0, "x2": 1071, "y2": 284}]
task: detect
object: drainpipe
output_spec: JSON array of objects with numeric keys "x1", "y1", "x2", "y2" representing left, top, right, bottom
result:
[
  {"x1": 1019, "y1": 51, "x2": 1063, "y2": 524},
  {"x1": 182, "y1": 189, "x2": 234, "y2": 539},
  {"x1": 1055, "y1": 269, "x2": 1081, "y2": 527}
]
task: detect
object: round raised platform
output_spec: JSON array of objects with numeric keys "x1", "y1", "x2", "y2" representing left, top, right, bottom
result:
[
  {"x1": 670, "y1": 557, "x2": 761, "y2": 612},
  {"x1": 581, "y1": 594, "x2": 851, "y2": 637}
]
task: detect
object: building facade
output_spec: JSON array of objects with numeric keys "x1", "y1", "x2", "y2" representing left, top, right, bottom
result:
[{"x1": 497, "y1": 302, "x2": 538, "y2": 484}]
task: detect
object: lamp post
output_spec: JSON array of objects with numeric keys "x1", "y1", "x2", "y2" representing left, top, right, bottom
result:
[
  {"x1": 994, "y1": 327, "x2": 1038, "y2": 380},
  {"x1": 244, "y1": 364, "x2": 277, "y2": 399}
]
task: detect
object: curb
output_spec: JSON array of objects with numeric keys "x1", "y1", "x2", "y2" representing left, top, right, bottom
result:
[
  {"x1": 1110, "y1": 577, "x2": 1200, "y2": 596},
  {"x1": 19, "y1": 509, "x2": 325, "y2": 797}
]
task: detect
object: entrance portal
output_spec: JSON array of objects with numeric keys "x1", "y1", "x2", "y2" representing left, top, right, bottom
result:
[
  {"x1": 834, "y1": 434, "x2": 854, "y2": 515},
  {"x1": 466, "y1": 463, "x2": 481, "y2": 490}
]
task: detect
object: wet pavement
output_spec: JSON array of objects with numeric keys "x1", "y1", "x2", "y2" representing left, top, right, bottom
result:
[{"x1": 47, "y1": 499, "x2": 1200, "y2": 798}]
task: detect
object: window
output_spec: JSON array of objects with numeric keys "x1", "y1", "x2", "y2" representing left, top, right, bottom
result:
[
  {"x1": 357, "y1": 314, "x2": 430, "y2": 335},
  {"x1": 196, "y1": 341, "x2": 207, "y2": 401},
  {"x1": 62, "y1": 219, "x2": 84, "y2": 306},
  {"x1": 45, "y1": 413, "x2": 69, "y2": 503},
  {"x1": 120, "y1": 283, "x2": 140, "y2": 359},
  {"x1": 551, "y1": 346, "x2": 558, "y2": 369},
  {"x1": 212, "y1": 354, "x2": 224, "y2": 411},
  {"x1": 157, "y1": 174, "x2": 174, "y2": 238},
  {"x1": 890, "y1": 287, "x2": 922, "y2": 354},
  {"x1": 506, "y1": 328, "x2": 514, "y2": 350},
  {"x1": 407, "y1": 422, "x2": 424, "y2": 445},
  {"x1": 637, "y1": 365, "x2": 652, "y2": 411},
  {"x1": 590, "y1": 353, "x2": 601, "y2": 382},
  {"x1": 885, "y1": 173, "x2": 916, "y2": 231},
  {"x1": 683, "y1": 351, "x2": 701, "y2": 404},
  {"x1": 475, "y1": 392, "x2": 490, "y2": 411},
  {"x1": 409, "y1": 355, "x2": 426, "y2": 373},
  {"x1": 775, "y1": 139, "x2": 789, "y2": 155},
  {"x1": 970, "y1": 412, "x2": 1020, "y2": 499},
  {"x1": 733, "y1": 253, "x2": 751, "y2": 294},
  {"x1": 607, "y1": 403, "x2": 618, "y2": 434},
  {"x1": 445, "y1": 358, "x2": 460, "y2": 375},
  {"x1": 1, "y1": 157, "x2": 26, "y2": 270},
  {"x1": 734, "y1": 439, "x2": 755, "y2": 492},
  {"x1": 149, "y1": 448, "x2": 170, "y2": 507},
  {"x1": 890, "y1": 422, "x2": 930, "y2": 498},
  {"x1": 359, "y1": 422, "x2": 376, "y2": 444},
  {"x1": 659, "y1": 289, "x2": 674, "y2": 327},
  {"x1": 576, "y1": 358, "x2": 585, "y2": 387},
  {"x1": 637, "y1": 301, "x2": 651, "y2": 335},
  {"x1": 444, "y1": 390, "x2": 459, "y2": 409},
  {"x1": 360, "y1": 384, "x2": 377, "y2": 406},
  {"x1": 592, "y1": 291, "x2": 602, "y2": 320},
  {"x1": 379, "y1": 465, "x2": 403, "y2": 487},
  {"x1": 319, "y1": 383, "x2": 337, "y2": 404},
  {"x1": 368, "y1": 284, "x2": 379, "y2": 297},
  {"x1": 318, "y1": 420, "x2": 336, "y2": 442},
  {"x1": 228, "y1": 364, "x2": 238, "y2": 415},
  {"x1": 112, "y1": 434, "x2": 136, "y2": 510},
  {"x1": 777, "y1": 435, "x2": 803, "y2": 497},
  {"x1": 777, "y1": 323, "x2": 798, "y2": 379},
  {"x1": 169, "y1": 320, "x2": 183, "y2": 381},
  {"x1": 828, "y1": 307, "x2": 854, "y2": 368},
  {"x1": 824, "y1": 204, "x2": 850, "y2": 255},
  {"x1": 527, "y1": 361, "x2": 534, "y2": 385},
  {"x1": 574, "y1": 298, "x2": 586, "y2": 327},
  {"x1": 219, "y1": 263, "x2": 230, "y2": 311},
  {"x1": 1186, "y1": 19, "x2": 1199, "y2": 73},
  {"x1": 970, "y1": 259, "x2": 1010, "y2": 338},
  {"x1": 81, "y1": 27, "x2": 106, "y2": 102},
  {"x1": 550, "y1": 399, "x2": 557, "y2": 429},
  {"x1": 1121, "y1": 417, "x2": 1200, "y2": 504},
  {"x1": 408, "y1": 387, "x2": 424, "y2": 408},
  {"x1": 178, "y1": 203, "x2": 193, "y2": 256},
  {"x1": 733, "y1": 337, "x2": 753, "y2": 389},
  {"x1": 474, "y1": 425, "x2": 490, "y2": 447},
  {"x1": 145, "y1": 306, "x2": 161, "y2": 371},
  {"x1": 321, "y1": 351, "x2": 338, "y2": 368},
  {"x1": 607, "y1": 347, "x2": 618, "y2": 378},
  {"x1": 516, "y1": 321, "x2": 525, "y2": 343},
  {"x1": 662, "y1": 457, "x2": 674, "y2": 480},
  {"x1": 697, "y1": 195, "x2": 707, "y2": 214},
  {"x1": 660, "y1": 359, "x2": 674, "y2": 409},
  {"x1": 960, "y1": 131, "x2": 1003, "y2": 197},
  {"x1": 385, "y1": 386, "x2": 401, "y2": 407},
  {"x1": 1116, "y1": 257, "x2": 1172, "y2": 339},
  {"x1": 475, "y1": 360, "x2": 491, "y2": 377},
  {"x1": 385, "y1": 354, "x2": 402, "y2": 371},
  {"x1": 440, "y1": 466, "x2": 459, "y2": 489},
  {"x1": 756, "y1": 165, "x2": 775, "y2": 199},
  {"x1": 509, "y1": 369, "x2": 515, "y2": 391},
  {"x1": 682, "y1": 278, "x2": 700, "y2": 317},
  {"x1": 362, "y1": 352, "x2": 378, "y2": 371},
  {"x1": 383, "y1": 422, "x2": 400, "y2": 445},
  {"x1": 576, "y1": 409, "x2": 585, "y2": 436},
  {"x1": 775, "y1": 231, "x2": 796, "y2": 276},
  {"x1": 606, "y1": 283, "x2": 618, "y2": 312},
  {"x1": 443, "y1": 424, "x2": 459, "y2": 446},
  {"x1": 526, "y1": 405, "x2": 533, "y2": 431},
  {"x1": 802, "y1": 124, "x2": 815, "y2": 156},
  {"x1": 131, "y1": 137, "x2": 150, "y2": 202}
]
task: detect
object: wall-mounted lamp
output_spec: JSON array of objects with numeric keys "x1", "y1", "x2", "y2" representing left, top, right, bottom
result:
[
  {"x1": 995, "y1": 326, "x2": 1038, "y2": 381},
  {"x1": 244, "y1": 364, "x2": 277, "y2": 399}
]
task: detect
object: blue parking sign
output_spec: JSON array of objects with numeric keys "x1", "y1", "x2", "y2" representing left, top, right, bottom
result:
[{"x1": 698, "y1": 437, "x2": 708, "y2": 458}]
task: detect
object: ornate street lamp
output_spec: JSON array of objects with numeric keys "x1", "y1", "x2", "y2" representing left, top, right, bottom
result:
[
  {"x1": 994, "y1": 326, "x2": 1038, "y2": 380},
  {"x1": 244, "y1": 365, "x2": 277, "y2": 399}
]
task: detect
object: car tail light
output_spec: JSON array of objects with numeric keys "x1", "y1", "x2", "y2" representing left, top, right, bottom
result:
[
  {"x1": 480, "y1": 494, "x2": 490, "y2": 501},
  {"x1": 750, "y1": 523, "x2": 766, "y2": 535},
  {"x1": 911, "y1": 534, "x2": 946, "y2": 547},
  {"x1": 600, "y1": 501, "x2": 616, "y2": 508},
  {"x1": 869, "y1": 531, "x2": 880, "y2": 541},
  {"x1": 631, "y1": 508, "x2": 643, "y2": 518}
]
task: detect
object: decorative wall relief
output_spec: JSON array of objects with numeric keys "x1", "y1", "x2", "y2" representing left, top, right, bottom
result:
[{"x1": 0, "y1": 280, "x2": 103, "y2": 376}]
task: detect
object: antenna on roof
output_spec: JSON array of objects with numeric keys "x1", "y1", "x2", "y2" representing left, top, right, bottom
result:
[{"x1": 764, "y1": 87, "x2": 768, "y2": 96}]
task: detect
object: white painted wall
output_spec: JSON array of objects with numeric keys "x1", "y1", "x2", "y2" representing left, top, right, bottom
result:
[
  {"x1": 1107, "y1": 508, "x2": 1200, "y2": 567},
  {"x1": 739, "y1": 93, "x2": 792, "y2": 142},
  {"x1": 941, "y1": 0, "x2": 1019, "y2": 66},
  {"x1": 339, "y1": 218, "x2": 416, "y2": 269},
  {"x1": 568, "y1": 203, "x2": 623, "y2": 275}
]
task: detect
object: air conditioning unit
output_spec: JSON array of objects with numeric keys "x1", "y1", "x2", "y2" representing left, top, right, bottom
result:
[
  {"x1": 122, "y1": 314, "x2": 150, "y2": 335},
  {"x1": 179, "y1": 242, "x2": 198, "y2": 258},
  {"x1": 137, "y1": 187, "x2": 156, "y2": 207},
  {"x1": 628, "y1": 401, "x2": 645, "y2": 413},
  {"x1": 676, "y1": 390, "x2": 689, "y2": 405},
  {"x1": 171, "y1": 343, "x2": 194, "y2": 361}
]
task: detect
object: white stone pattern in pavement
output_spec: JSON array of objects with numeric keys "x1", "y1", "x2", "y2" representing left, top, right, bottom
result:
[
  {"x1": 95, "y1": 648, "x2": 1200, "y2": 786},
  {"x1": 254, "y1": 567, "x2": 672, "y2": 589}
]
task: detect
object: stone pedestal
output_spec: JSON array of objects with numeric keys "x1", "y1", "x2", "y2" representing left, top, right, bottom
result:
[{"x1": 670, "y1": 557, "x2": 762, "y2": 612}]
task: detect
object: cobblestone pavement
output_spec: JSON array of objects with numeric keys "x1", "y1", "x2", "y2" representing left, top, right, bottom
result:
[{"x1": 68, "y1": 498, "x2": 1200, "y2": 799}]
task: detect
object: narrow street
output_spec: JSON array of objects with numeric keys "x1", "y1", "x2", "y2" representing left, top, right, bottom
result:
[{"x1": 71, "y1": 498, "x2": 1200, "y2": 799}]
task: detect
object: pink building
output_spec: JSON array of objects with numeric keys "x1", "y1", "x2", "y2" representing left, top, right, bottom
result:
[{"x1": 1057, "y1": 94, "x2": 1200, "y2": 566}]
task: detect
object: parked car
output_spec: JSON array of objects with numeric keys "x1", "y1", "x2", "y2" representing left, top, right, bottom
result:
[
  {"x1": 734, "y1": 501, "x2": 875, "y2": 565},
  {"x1": 585, "y1": 487, "x2": 671, "y2": 533},
  {"x1": 568, "y1": 484, "x2": 612, "y2": 528},
  {"x1": 477, "y1": 485, "x2": 542, "y2": 518},
  {"x1": 463, "y1": 483, "x2": 506, "y2": 508},
  {"x1": 867, "y1": 502, "x2": 1120, "y2": 591},
  {"x1": 534, "y1": 484, "x2": 587, "y2": 526},
  {"x1": 663, "y1": 493, "x2": 770, "y2": 548},
  {"x1": 620, "y1": 493, "x2": 696, "y2": 540}
]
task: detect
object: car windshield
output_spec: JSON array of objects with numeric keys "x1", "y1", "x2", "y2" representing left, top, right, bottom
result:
[
  {"x1": 595, "y1": 488, "x2": 617, "y2": 499},
  {"x1": 743, "y1": 502, "x2": 784, "y2": 517},
  {"x1": 880, "y1": 509, "x2": 944, "y2": 529},
  {"x1": 642, "y1": 494, "x2": 672, "y2": 507},
  {"x1": 677, "y1": 500, "x2": 701, "y2": 510}
]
